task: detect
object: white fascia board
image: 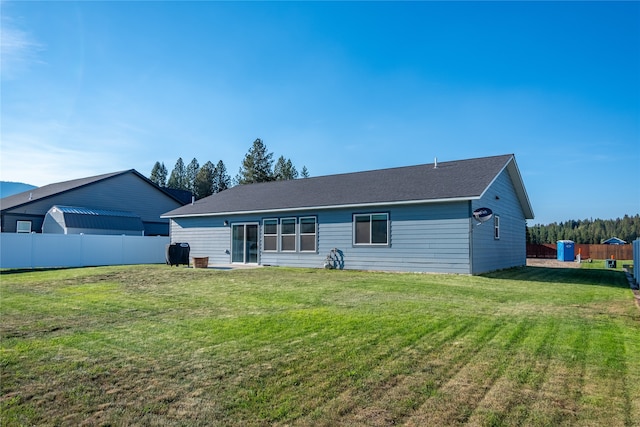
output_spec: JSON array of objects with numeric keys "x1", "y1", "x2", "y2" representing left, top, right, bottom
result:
[
  {"x1": 477, "y1": 155, "x2": 512, "y2": 200},
  {"x1": 161, "y1": 196, "x2": 479, "y2": 219},
  {"x1": 476, "y1": 155, "x2": 534, "y2": 220},
  {"x1": 508, "y1": 157, "x2": 535, "y2": 219}
]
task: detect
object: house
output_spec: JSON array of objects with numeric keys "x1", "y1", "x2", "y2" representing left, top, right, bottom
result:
[
  {"x1": 162, "y1": 154, "x2": 534, "y2": 274},
  {"x1": 1, "y1": 170, "x2": 188, "y2": 236},
  {"x1": 602, "y1": 237, "x2": 627, "y2": 245}
]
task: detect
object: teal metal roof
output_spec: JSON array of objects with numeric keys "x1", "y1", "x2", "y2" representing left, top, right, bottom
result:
[{"x1": 51, "y1": 205, "x2": 144, "y2": 232}]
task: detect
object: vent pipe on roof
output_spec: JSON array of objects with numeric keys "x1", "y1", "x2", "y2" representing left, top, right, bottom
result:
[
  {"x1": 191, "y1": 195, "x2": 195, "y2": 205},
  {"x1": 29, "y1": 192, "x2": 32, "y2": 200},
  {"x1": 434, "y1": 157, "x2": 438, "y2": 169}
]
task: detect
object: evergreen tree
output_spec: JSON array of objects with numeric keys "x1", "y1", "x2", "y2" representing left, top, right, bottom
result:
[
  {"x1": 186, "y1": 158, "x2": 200, "y2": 192},
  {"x1": 526, "y1": 215, "x2": 640, "y2": 244},
  {"x1": 193, "y1": 161, "x2": 214, "y2": 200},
  {"x1": 212, "y1": 160, "x2": 231, "y2": 193},
  {"x1": 167, "y1": 157, "x2": 187, "y2": 190},
  {"x1": 235, "y1": 138, "x2": 274, "y2": 185},
  {"x1": 149, "y1": 161, "x2": 167, "y2": 187},
  {"x1": 273, "y1": 156, "x2": 298, "y2": 181},
  {"x1": 300, "y1": 165, "x2": 310, "y2": 178}
]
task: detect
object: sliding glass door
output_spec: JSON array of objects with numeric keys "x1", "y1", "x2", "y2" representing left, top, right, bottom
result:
[{"x1": 231, "y1": 223, "x2": 258, "y2": 264}]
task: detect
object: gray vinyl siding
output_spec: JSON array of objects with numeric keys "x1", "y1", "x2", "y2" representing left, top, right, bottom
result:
[
  {"x1": 2, "y1": 173, "x2": 181, "y2": 235},
  {"x1": 309, "y1": 204, "x2": 471, "y2": 273},
  {"x1": 169, "y1": 202, "x2": 472, "y2": 273},
  {"x1": 471, "y1": 169, "x2": 527, "y2": 274},
  {"x1": 169, "y1": 216, "x2": 231, "y2": 264}
]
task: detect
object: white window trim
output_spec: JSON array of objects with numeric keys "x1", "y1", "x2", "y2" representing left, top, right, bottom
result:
[
  {"x1": 16, "y1": 220, "x2": 32, "y2": 233},
  {"x1": 280, "y1": 217, "x2": 297, "y2": 252},
  {"x1": 494, "y1": 215, "x2": 500, "y2": 240},
  {"x1": 263, "y1": 218, "x2": 278, "y2": 252},
  {"x1": 353, "y1": 213, "x2": 389, "y2": 246},
  {"x1": 299, "y1": 216, "x2": 317, "y2": 252}
]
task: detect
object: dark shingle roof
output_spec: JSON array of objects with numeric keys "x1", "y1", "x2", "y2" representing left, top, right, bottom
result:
[
  {"x1": 163, "y1": 154, "x2": 534, "y2": 219},
  {"x1": 0, "y1": 170, "x2": 187, "y2": 212}
]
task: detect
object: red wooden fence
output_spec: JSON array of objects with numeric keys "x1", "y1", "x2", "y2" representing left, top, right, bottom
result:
[
  {"x1": 526, "y1": 244, "x2": 557, "y2": 258},
  {"x1": 526, "y1": 244, "x2": 633, "y2": 260}
]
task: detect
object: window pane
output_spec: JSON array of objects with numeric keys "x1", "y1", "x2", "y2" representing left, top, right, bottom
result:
[
  {"x1": 232, "y1": 225, "x2": 244, "y2": 263},
  {"x1": 355, "y1": 216, "x2": 370, "y2": 244},
  {"x1": 282, "y1": 235, "x2": 296, "y2": 251},
  {"x1": 264, "y1": 235, "x2": 277, "y2": 251},
  {"x1": 264, "y1": 220, "x2": 277, "y2": 235},
  {"x1": 300, "y1": 217, "x2": 316, "y2": 234},
  {"x1": 371, "y1": 215, "x2": 388, "y2": 244},
  {"x1": 281, "y1": 218, "x2": 296, "y2": 235},
  {"x1": 300, "y1": 217, "x2": 316, "y2": 252},
  {"x1": 246, "y1": 225, "x2": 258, "y2": 264},
  {"x1": 16, "y1": 221, "x2": 31, "y2": 233},
  {"x1": 300, "y1": 234, "x2": 316, "y2": 252}
]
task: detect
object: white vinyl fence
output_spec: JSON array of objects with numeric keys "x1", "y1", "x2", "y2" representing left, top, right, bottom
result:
[
  {"x1": 0, "y1": 233, "x2": 170, "y2": 269},
  {"x1": 634, "y1": 239, "x2": 639, "y2": 287}
]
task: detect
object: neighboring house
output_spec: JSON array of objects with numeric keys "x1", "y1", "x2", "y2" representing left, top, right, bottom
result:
[
  {"x1": 0, "y1": 170, "x2": 188, "y2": 236},
  {"x1": 602, "y1": 237, "x2": 627, "y2": 245},
  {"x1": 163, "y1": 154, "x2": 534, "y2": 274}
]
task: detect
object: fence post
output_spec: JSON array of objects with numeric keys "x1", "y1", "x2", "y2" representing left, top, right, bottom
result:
[
  {"x1": 30, "y1": 232, "x2": 35, "y2": 269},
  {"x1": 634, "y1": 239, "x2": 639, "y2": 287}
]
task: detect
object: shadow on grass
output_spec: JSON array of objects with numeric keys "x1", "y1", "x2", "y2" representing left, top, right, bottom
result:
[
  {"x1": 481, "y1": 266, "x2": 629, "y2": 289},
  {"x1": 0, "y1": 266, "x2": 83, "y2": 275}
]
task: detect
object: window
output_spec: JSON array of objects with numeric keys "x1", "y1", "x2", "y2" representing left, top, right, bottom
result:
[
  {"x1": 354, "y1": 213, "x2": 388, "y2": 245},
  {"x1": 281, "y1": 218, "x2": 296, "y2": 251},
  {"x1": 299, "y1": 217, "x2": 317, "y2": 252},
  {"x1": 494, "y1": 215, "x2": 500, "y2": 240},
  {"x1": 263, "y1": 219, "x2": 278, "y2": 251},
  {"x1": 16, "y1": 220, "x2": 32, "y2": 233}
]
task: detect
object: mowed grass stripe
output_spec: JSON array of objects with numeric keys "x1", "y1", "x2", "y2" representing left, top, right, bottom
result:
[
  {"x1": 578, "y1": 321, "x2": 635, "y2": 426},
  {"x1": 1, "y1": 265, "x2": 639, "y2": 426},
  {"x1": 463, "y1": 319, "x2": 561, "y2": 426},
  {"x1": 304, "y1": 317, "x2": 505, "y2": 426}
]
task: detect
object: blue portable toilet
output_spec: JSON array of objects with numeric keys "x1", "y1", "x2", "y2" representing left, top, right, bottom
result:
[{"x1": 557, "y1": 240, "x2": 575, "y2": 262}]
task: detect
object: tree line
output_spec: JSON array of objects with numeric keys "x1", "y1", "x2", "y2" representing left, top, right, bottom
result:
[
  {"x1": 526, "y1": 214, "x2": 640, "y2": 244},
  {"x1": 149, "y1": 138, "x2": 309, "y2": 200}
]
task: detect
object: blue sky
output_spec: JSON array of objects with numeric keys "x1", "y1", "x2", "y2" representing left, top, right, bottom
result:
[{"x1": 1, "y1": 1, "x2": 638, "y2": 225}]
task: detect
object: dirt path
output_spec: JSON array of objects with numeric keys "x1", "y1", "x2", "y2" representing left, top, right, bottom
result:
[{"x1": 526, "y1": 258, "x2": 581, "y2": 268}]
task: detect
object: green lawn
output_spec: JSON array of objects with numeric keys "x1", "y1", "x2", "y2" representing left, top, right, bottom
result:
[{"x1": 1, "y1": 265, "x2": 639, "y2": 426}]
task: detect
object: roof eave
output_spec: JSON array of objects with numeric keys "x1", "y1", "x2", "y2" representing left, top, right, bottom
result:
[
  {"x1": 0, "y1": 170, "x2": 131, "y2": 212},
  {"x1": 506, "y1": 157, "x2": 535, "y2": 219},
  {"x1": 477, "y1": 155, "x2": 534, "y2": 220},
  {"x1": 162, "y1": 196, "x2": 480, "y2": 219}
]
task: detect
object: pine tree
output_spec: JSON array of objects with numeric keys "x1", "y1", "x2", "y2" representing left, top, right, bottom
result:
[
  {"x1": 526, "y1": 215, "x2": 640, "y2": 244},
  {"x1": 212, "y1": 160, "x2": 231, "y2": 193},
  {"x1": 273, "y1": 156, "x2": 298, "y2": 181},
  {"x1": 167, "y1": 157, "x2": 187, "y2": 190},
  {"x1": 300, "y1": 165, "x2": 310, "y2": 178},
  {"x1": 235, "y1": 138, "x2": 274, "y2": 185},
  {"x1": 193, "y1": 161, "x2": 214, "y2": 200},
  {"x1": 185, "y1": 158, "x2": 200, "y2": 192},
  {"x1": 149, "y1": 161, "x2": 168, "y2": 187}
]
